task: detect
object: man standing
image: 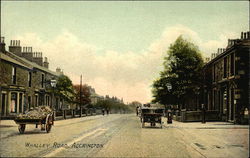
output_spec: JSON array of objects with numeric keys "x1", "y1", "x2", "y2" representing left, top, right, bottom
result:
[{"x1": 102, "y1": 108, "x2": 105, "y2": 116}]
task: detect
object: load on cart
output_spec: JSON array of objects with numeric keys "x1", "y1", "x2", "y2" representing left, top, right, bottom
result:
[{"x1": 14, "y1": 106, "x2": 54, "y2": 134}]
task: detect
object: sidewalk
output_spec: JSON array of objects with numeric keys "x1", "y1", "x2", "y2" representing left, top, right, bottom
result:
[
  {"x1": 0, "y1": 114, "x2": 101, "y2": 128},
  {"x1": 163, "y1": 119, "x2": 249, "y2": 158},
  {"x1": 163, "y1": 119, "x2": 249, "y2": 129}
]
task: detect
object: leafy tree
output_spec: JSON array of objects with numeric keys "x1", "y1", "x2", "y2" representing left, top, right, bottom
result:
[
  {"x1": 53, "y1": 75, "x2": 75, "y2": 103},
  {"x1": 95, "y1": 97, "x2": 132, "y2": 113},
  {"x1": 73, "y1": 84, "x2": 91, "y2": 107},
  {"x1": 152, "y1": 36, "x2": 204, "y2": 109}
]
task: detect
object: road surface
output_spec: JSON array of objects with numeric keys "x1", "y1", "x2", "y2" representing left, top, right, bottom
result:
[{"x1": 0, "y1": 114, "x2": 248, "y2": 157}]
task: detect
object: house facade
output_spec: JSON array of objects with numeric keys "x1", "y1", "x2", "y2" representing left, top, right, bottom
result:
[
  {"x1": 0, "y1": 37, "x2": 63, "y2": 118},
  {"x1": 204, "y1": 31, "x2": 250, "y2": 124}
]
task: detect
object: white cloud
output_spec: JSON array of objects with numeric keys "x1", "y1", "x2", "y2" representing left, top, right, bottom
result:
[{"x1": 11, "y1": 26, "x2": 239, "y2": 103}]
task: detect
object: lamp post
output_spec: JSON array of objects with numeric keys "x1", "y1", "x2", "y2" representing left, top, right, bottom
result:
[
  {"x1": 166, "y1": 83, "x2": 173, "y2": 123},
  {"x1": 79, "y1": 75, "x2": 82, "y2": 117},
  {"x1": 50, "y1": 79, "x2": 57, "y2": 120},
  {"x1": 166, "y1": 83, "x2": 172, "y2": 109}
]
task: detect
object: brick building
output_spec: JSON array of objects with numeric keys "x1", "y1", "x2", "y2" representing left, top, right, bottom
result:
[
  {"x1": 0, "y1": 37, "x2": 64, "y2": 118},
  {"x1": 204, "y1": 31, "x2": 250, "y2": 124}
]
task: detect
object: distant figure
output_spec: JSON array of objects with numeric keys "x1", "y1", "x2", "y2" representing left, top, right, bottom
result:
[
  {"x1": 102, "y1": 108, "x2": 105, "y2": 116},
  {"x1": 136, "y1": 106, "x2": 139, "y2": 116},
  {"x1": 106, "y1": 108, "x2": 109, "y2": 115}
]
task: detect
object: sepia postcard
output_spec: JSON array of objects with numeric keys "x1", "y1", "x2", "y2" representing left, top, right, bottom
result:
[{"x1": 0, "y1": 1, "x2": 249, "y2": 157}]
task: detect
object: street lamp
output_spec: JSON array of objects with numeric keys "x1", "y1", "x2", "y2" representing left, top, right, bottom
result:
[
  {"x1": 166, "y1": 83, "x2": 172, "y2": 91},
  {"x1": 50, "y1": 79, "x2": 57, "y2": 110}
]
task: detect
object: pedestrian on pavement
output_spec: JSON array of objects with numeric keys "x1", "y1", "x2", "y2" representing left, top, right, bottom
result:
[
  {"x1": 136, "y1": 106, "x2": 139, "y2": 116},
  {"x1": 102, "y1": 108, "x2": 105, "y2": 116},
  {"x1": 107, "y1": 108, "x2": 109, "y2": 115}
]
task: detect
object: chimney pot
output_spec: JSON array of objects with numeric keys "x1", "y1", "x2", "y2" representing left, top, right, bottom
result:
[
  {"x1": 244, "y1": 32, "x2": 247, "y2": 39},
  {"x1": 241, "y1": 32, "x2": 244, "y2": 39}
]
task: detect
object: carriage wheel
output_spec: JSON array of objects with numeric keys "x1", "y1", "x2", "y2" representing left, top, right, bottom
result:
[
  {"x1": 142, "y1": 122, "x2": 145, "y2": 128},
  {"x1": 18, "y1": 124, "x2": 26, "y2": 134},
  {"x1": 160, "y1": 119, "x2": 163, "y2": 128},
  {"x1": 46, "y1": 115, "x2": 53, "y2": 133},
  {"x1": 141, "y1": 118, "x2": 145, "y2": 128}
]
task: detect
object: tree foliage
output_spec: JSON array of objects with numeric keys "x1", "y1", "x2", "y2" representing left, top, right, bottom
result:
[
  {"x1": 152, "y1": 36, "x2": 204, "y2": 108},
  {"x1": 53, "y1": 75, "x2": 75, "y2": 103},
  {"x1": 73, "y1": 84, "x2": 91, "y2": 106},
  {"x1": 94, "y1": 97, "x2": 132, "y2": 113}
]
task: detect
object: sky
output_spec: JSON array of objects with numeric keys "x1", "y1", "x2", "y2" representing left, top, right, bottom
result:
[{"x1": 1, "y1": 1, "x2": 249, "y2": 104}]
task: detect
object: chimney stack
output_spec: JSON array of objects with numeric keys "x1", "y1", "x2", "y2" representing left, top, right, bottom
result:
[
  {"x1": 9, "y1": 40, "x2": 22, "y2": 56},
  {"x1": 56, "y1": 67, "x2": 63, "y2": 75},
  {"x1": 32, "y1": 51, "x2": 43, "y2": 66},
  {"x1": 22, "y1": 46, "x2": 33, "y2": 61},
  {"x1": 43, "y1": 57, "x2": 49, "y2": 68},
  {"x1": 0, "y1": 37, "x2": 6, "y2": 52}
]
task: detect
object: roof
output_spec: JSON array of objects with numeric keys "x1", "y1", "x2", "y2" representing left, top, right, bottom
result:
[
  {"x1": 0, "y1": 53, "x2": 32, "y2": 69},
  {"x1": 205, "y1": 39, "x2": 250, "y2": 66},
  {"x1": 0, "y1": 51, "x2": 59, "y2": 76}
]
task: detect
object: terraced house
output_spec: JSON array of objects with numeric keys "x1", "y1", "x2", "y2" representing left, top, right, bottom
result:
[
  {"x1": 0, "y1": 37, "x2": 63, "y2": 119},
  {"x1": 204, "y1": 31, "x2": 250, "y2": 124}
]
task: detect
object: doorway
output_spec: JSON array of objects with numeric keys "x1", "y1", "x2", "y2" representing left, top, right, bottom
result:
[{"x1": 1, "y1": 93, "x2": 6, "y2": 116}]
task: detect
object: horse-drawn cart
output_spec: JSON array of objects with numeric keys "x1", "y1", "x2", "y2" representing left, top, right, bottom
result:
[
  {"x1": 14, "y1": 106, "x2": 54, "y2": 134},
  {"x1": 140, "y1": 107, "x2": 164, "y2": 128}
]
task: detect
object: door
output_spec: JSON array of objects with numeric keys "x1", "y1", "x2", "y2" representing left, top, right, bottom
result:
[
  {"x1": 1, "y1": 94, "x2": 6, "y2": 116},
  {"x1": 230, "y1": 88, "x2": 235, "y2": 120}
]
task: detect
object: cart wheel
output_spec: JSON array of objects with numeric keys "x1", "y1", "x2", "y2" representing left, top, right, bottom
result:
[
  {"x1": 141, "y1": 119, "x2": 145, "y2": 128},
  {"x1": 142, "y1": 122, "x2": 145, "y2": 128},
  {"x1": 46, "y1": 124, "x2": 52, "y2": 133},
  {"x1": 18, "y1": 124, "x2": 26, "y2": 134},
  {"x1": 45, "y1": 115, "x2": 53, "y2": 133}
]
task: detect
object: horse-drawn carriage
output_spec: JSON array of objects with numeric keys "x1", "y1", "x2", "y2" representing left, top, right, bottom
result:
[{"x1": 140, "y1": 106, "x2": 164, "y2": 128}]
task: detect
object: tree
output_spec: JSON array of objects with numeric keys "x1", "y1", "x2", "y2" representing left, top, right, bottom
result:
[
  {"x1": 53, "y1": 75, "x2": 75, "y2": 103},
  {"x1": 73, "y1": 84, "x2": 91, "y2": 108},
  {"x1": 152, "y1": 36, "x2": 204, "y2": 109}
]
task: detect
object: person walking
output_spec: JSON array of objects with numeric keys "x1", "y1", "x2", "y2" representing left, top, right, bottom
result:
[{"x1": 102, "y1": 108, "x2": 105, "y2": 116}]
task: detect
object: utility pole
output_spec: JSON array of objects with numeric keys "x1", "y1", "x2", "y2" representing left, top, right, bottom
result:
[{"x1": 80, "y1": 75, "x2": 82, "y2": 117}]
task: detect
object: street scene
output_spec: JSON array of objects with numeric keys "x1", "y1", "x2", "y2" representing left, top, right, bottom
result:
[{"x1": 0, "y1": 1, "x2": 249, "y2": 158}]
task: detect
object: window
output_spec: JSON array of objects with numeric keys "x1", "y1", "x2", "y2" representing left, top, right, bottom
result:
[
  {"x1": 28, "y1": 96, "x2": 31, "y2": 109},
  {"x1": 35, "y1": 95, "x2": 38, "y2": 106},
  {"x1": 41, "y1": 74, "x2": 45, "y2": 88},
  {"x1": 12, "y1": 67, "x2": 16, "y2": 84},
  {"x1": 28, "y1": 72, "x2": 32, "y2": 87},
  {"x1": 11, "y1": 93, "x2": 17, "y2": 113},
  {"x1": 19, "y1": 93, "x2": 23, "y2": 113},
  {"x1": 213, "y1": 64, "x2": 216, "y2": 82},
  {"x1": 230, "y1": 53, "x2": 235, "y2": 76},
  {"x1": 46, "y1": 96, "x2": 50, "y2": 106},
  {"x1": 223, "y1": 57, "x2": 227, "y2": 78}
]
